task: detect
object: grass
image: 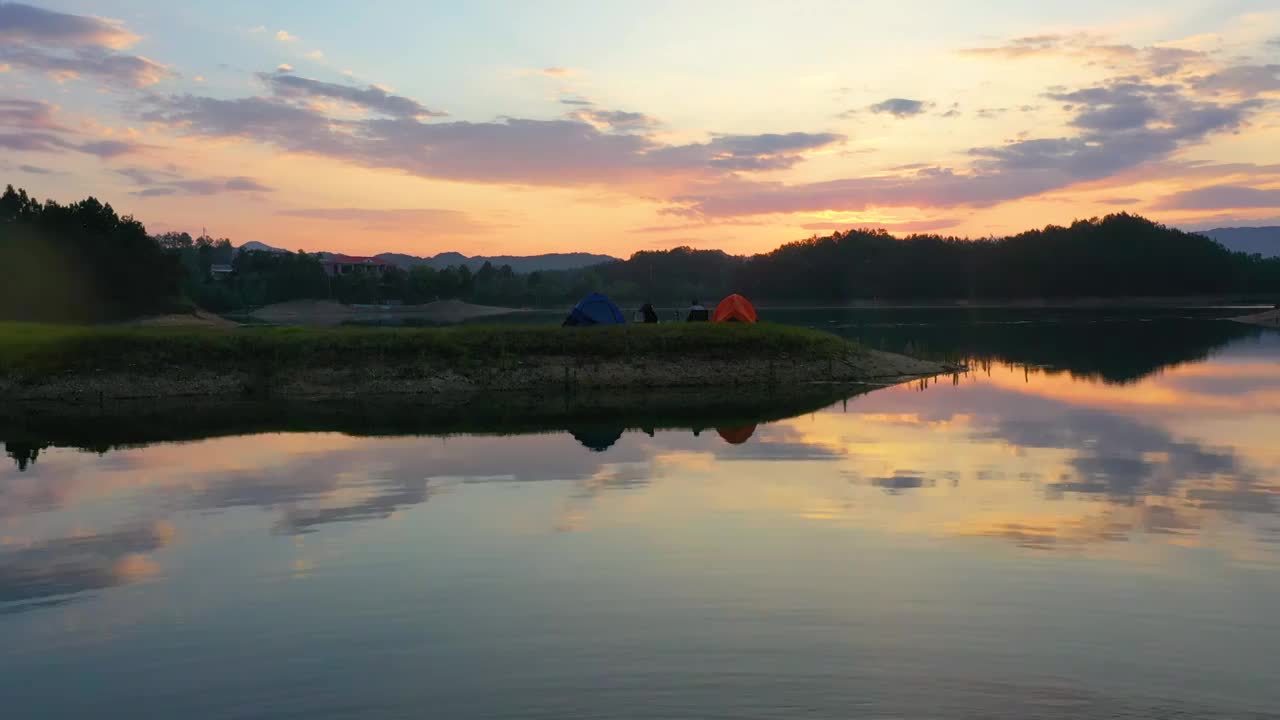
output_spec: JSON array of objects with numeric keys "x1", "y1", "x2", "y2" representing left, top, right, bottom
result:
[{"x1": 0, "y1": 321, "x2": 860, "y2": 376}]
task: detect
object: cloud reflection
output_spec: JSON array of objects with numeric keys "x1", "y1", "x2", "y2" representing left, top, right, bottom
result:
[{"x1": 0, "y1": 522, "x2": 173, "y2": 610}]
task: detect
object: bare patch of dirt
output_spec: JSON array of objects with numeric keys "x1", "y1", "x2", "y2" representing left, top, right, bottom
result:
[{"x1": 250, "y1": 299, "x2": 524, "y2": 326}]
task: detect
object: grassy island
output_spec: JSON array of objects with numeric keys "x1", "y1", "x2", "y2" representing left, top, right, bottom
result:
[{"x1": 0, "y1": 321, "x2": 947, "y2": 402}]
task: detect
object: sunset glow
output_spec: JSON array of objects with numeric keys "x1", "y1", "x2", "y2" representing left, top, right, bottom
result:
[{"x1": 2, "y1": 1, "x2": 1279, "y2": 256}]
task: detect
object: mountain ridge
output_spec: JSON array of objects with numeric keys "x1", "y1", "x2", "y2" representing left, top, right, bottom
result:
[
  {"x1": 237, "y1": 226, "x2": 1280, "y2": 267},
  {"x1": 235, "y1": 242, "x2": 619, "y2": 272},
  {"x1": 1199, "y1": 227, "x2": 1280, "y2": 258}
]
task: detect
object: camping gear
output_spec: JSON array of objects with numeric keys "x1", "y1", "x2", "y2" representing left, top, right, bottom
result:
[
  {"x1": 562, "y1": 293, "x2": 626, "y2": 326},
  {"x1": 570, "y1": 427, "x2": 625, "y2": 452},
  {"x1": 712, "y1": 294, "x2": 758, "y2": 323},
  {"x1": 716, "y1": 425, "x2": 757, "y2": 445}
]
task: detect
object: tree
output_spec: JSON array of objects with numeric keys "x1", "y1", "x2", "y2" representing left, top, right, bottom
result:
[{"x1": 0, "y1": 186, "x2": 183, "y2": 321}]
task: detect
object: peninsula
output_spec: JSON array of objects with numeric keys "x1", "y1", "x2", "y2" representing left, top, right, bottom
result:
[{"x1": 0, "y1": 323, "x2": 950, "y2": 402}]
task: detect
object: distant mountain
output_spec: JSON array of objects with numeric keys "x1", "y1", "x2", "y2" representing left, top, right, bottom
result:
[
  {"x1": 1200, "y1": 227, "x2": 1280, "y2": 258},
  {"x1": 375, "y1": 251, "x2": 620, "y2": 273},
  {"x1": 235, "y1": 241, "x2": 616, "y2": 272},
  {"x1": 237, "y1": 240, "x2": 286, "y2": 254}
]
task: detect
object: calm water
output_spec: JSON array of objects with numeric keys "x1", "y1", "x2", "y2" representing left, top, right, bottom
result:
[{"x1": 4, "y1": 312, "x2": 1280, "y2": 719}]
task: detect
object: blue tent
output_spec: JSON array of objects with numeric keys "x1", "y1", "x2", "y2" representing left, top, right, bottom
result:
[{"x1": 563, "y1": 293, "x2": 626, "y2": 326}]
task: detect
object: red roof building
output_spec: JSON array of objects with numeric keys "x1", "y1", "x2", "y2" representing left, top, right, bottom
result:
[{"x1": 321, "y1": 255, "x2": 394, "y2": 276}]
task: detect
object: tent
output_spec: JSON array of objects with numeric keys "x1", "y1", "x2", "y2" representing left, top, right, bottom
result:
[
  {"x1": 716, "y1": 424, "x2": 757, "y2": 445},
  {"x1": 562, "y1": 293, "x2": 626, "y2": 326},
  {"x1": 712, "y1": 294, "x2": 758, "y2": 323},
  {"x1": 570, "y1": 427, "x2": 625, "y2": 452}
]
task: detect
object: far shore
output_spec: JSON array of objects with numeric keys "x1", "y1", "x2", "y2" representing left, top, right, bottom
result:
[{"x1": 129, "y1": 295, "x2": 1280, "y2": 331}]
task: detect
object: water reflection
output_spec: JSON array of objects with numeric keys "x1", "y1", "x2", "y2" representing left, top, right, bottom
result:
[
  {"x1": 784, "y1": 308, "x2": 1272, "y2": 384},
  {"x1": 570, "y1": 427, "x2": 626, "y2": 452},
  {"x1": 0, "y1": 523, "x2": 173, "y2": 613},
  {"x1": 716, "y1": 425, "x2": 756, "y2": 445},
  {"x1": 3, "y1": 323, "x2": 1280, "y2": 717}
]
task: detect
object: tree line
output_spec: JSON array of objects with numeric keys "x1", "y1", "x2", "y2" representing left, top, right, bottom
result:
[
  {"x1": 1, "y1": 185, "x2": 182, "y2": 321},
  {"x1": 4, "y1": 184, "x2": 1279, "y2": 323}
]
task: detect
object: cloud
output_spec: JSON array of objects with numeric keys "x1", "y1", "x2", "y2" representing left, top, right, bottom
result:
[
  {"x1": 868, "y1": 98, "x2": 928, "y2": 117},
  {"x1": 115, "y1": 166, "x2": 273, "y2": 196},
  {"x1": 670, "y1": 77, "x2": 1261, "y2": 217},
  {"x1": 868, "y1": 471, "x2": 937, "y2": 493},
  {"x1": 0, "y1": 97, "x2": 61, "y2": 129},
  {"x1": 959, "y1": 34, "x2": 1208, "y2": 77},
  {"x1": 960, "y1": 33, "x2": 1080, "y2": 59},
  {"x1": 568, "y1": 108, "x2": 659, "y2": 132},
  {"x1": 1155, "y1": 185, "x2": 1280, "y2": 210},
  {"x1": 799, "y1": 218, "x2": 960, "y2": 233},
  {"x1": 276, "y1": 30, "x2": 297, "y2": 42},
  {"x1": 140, "y1": 90, "x2": 843, "y2": 186},
  {"x1": 650, "y1": 132, "x2": 844, "y2": 172},
  {"x1": 0, "y1": 43, "x2": 168, "y2": 87},
  {"x1": 305, "y1": 50, "x2": 323, "y2": 60},
  {"x1": 0, "y1": 4, "x2": 167, "y2": 87},
  {"x1": 223, "y1": 176, "x2": 269, "y2": 191},
  {"x1": 77, "y1": 139, "x2": 136, "y2": 157},
  {"x1": 17, "y1": 163, "x2": 53, "y2": 174},
  {"x1": 1191, "y1": 65, "x2": 1280, "y2": 95},
  {"x1": 277, "y1": 207, "x2": 504, "y2": 234},
  {"x1": 0, "y1": 105, "x2": 142, "y2": 157},
  {"x1": 0, "y1": 2, "x2": 139, "y2": 49},
  {"x1": 259, "y1": 70, "x2": 447, "y2": 119},
  {"x1": 626, "y1": 218, "x2": 768, "y2": 234},
  {"x1": 559, "y1": 97, "x2": 593, "y2": 106},
  {"x1": 975, "y1": 105, "x2": 1038, "y2": 120},
  {"x1": 540, "y1": 67, "x2": 572, "y2": 76},
  {"x1": 0, "y1": 131, "x2": 67, "y2": 152}
]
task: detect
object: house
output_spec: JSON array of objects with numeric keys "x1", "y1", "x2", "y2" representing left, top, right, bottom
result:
[
  {"x1": 320, "y1": 255, "x2": 394, "y2": 277},
  {"x1": 209, "y1": 263, "x2": 233, "y2": 278}
]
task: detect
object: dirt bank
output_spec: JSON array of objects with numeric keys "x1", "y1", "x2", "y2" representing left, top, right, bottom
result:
[
  {"x1": 1, "y1": 348, "x2": 950, "y2": 402},
  {"x1": 1231, "y1": 308, "x2": 1280, "y2": 328},
  {"x1": 127, "y1": 310, "x2": 239, "y2": 327},
  {"x1": 250, "y1": 299, "x2": 524, "y2": 326}
]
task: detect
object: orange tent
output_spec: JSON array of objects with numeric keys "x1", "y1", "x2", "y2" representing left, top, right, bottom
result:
[
  {"x1": 712, "y1": 294, "x2": 758, "y2": 323},
  {"x1": 716, "y1": 424, "x2": 757, "y2": 445}
]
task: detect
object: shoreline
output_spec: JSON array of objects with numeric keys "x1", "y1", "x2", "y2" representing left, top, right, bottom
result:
[
  {"x1": 0, "y1": 323, "x2": 953, "y2": 403},
  {"x1": 0, "y1": 384, "x2": 885, "y2": 449},
  {"x1": 1, "y1": 349, "x2": 949, "y2": 402}
]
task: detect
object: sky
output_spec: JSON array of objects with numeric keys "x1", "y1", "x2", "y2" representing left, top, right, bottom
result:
[{"x1": 1, "y1": 0, "x2": 1279, "y2": 257}]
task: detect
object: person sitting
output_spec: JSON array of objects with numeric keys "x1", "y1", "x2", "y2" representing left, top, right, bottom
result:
[
  {"x1": 686, "y1": 299, "x2": 709, "y2": 322},
  {"x1": 641, "y1": 303, "x2": 659, "y2": 324}
]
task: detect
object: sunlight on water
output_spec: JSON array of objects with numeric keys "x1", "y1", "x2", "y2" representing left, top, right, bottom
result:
[{"x1": 3, "y1": 321, "x2": 1280, "y2": 719}]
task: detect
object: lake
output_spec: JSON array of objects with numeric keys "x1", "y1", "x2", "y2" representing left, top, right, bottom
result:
[{"x1": 4, "y1": 309, "x2": 1280, "y2": 719}]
